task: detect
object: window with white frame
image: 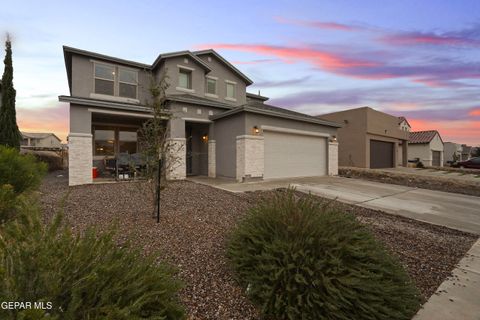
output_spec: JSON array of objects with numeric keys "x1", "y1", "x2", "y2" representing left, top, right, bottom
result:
[
  {"x1": 206, "y1": 77, "x2": 216, "y2": 95},
  {"x1": 178, "y1": 68, "x2": 192, "y2": 89},
  {"x1": 94, "y1": 63, "x2": 115, "y2": 95},
  {"x1": 119, "y1": 68, "x2": 137, "y2": 99},
  {"x1": 226, "y1": 81, "x2": 236, "y2": 99}
]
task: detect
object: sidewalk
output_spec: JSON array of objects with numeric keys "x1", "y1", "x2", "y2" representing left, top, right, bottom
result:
[{"x1": 414, "y1": 239, "x2": 480, "y2": 320}]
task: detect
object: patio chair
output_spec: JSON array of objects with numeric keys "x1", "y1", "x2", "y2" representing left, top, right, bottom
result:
[{"x1": 117, "y1": 153, "x2": 132, "y2": 180}]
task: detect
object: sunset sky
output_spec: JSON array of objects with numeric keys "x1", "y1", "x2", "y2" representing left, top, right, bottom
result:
[{"x1": 1, "y1": 0, "x2": 479, "y2": 145}]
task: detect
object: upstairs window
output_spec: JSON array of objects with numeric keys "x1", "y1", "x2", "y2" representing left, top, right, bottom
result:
[
  {"x1": 206, "y1": 77, "x2": 217, "y2": 95},
  {"x1": 178, "y1": 68, "x2": 192, "y2": 89},
  {"x1": 119, "y1": 68, "x2": 137, "y2": 99},
  {"x1": 94, "y1": 63, "x2": 115, "y2": 95},
  {"x1": 226, "y1": 81, "x2": 236, "y2": 100}
]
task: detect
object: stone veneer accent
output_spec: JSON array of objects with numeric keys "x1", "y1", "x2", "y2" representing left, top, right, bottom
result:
[
  {"x1": 68, "y1": 133, "x2": 93, "y2": 186},
  {"x1": 165, "y1": 138, "x2": 186, "y2": 180},
  {"x1": 328, "y1": 141, "x2": 339, "y2": 176},
  {"x1": 208, "y1": 140, "x2": 216, "y2": 178},
  {"x1": 236, "y1": 135, "x2": 264, "y2": 182}
]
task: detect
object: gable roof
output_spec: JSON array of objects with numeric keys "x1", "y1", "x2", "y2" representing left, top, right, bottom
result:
[
  {"x1": 409, "y1": 130, "x2": 442, "y2": 144},
  {"x1": 398, "y1": 116, "x2": 411, "y2": 127},
  {"x1": 210, "y1": 101, "x2": 341, "y2": 128},
  {"x1": 151, "y1": 50, "x2": 211, "y2": 71},
  {"x1": 193, "y1": 49, "x2": 253, "y2": 85}
]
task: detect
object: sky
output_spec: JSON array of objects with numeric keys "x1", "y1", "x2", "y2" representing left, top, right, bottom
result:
[{"x1": 0, "y1": 0, "x2": 479, "y2": 145}]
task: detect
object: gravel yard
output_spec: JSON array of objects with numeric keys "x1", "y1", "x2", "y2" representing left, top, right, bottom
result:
[
  {"x1": 340, "y1": 167, "x2": 480, "y2": 197},
  {"x1": 40, "y1": 171, "x2": 477, "y2": 319}
]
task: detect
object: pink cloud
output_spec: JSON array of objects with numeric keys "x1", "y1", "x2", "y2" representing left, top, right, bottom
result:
[
  {"x1": 409, "y1": 118, "x2": 480, "y2": 145},
  {"x1": 275, "y1": 16, "x2": 357, "y2": 31},
  {"x1": 380, "y1": 32, "x2": 480, "y2": 47},
  {"x1": 229, "y1": 58, "x2": 278, "y2": 65},
  {"x1": 17, "y1": 103, "x2": 69, "y2": 142},
  {"x1": 470, "y1": 109, "x2": 480, "y2": 116}
]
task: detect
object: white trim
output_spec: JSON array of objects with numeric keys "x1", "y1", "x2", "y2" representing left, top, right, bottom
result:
[
  {"x1": 206, "y1": 75, "x2": 218, "y2": 80},
  {"x1": 88, "y1": 108, "x2": 153, "y2": 118},
  {"x1": 225, "y1": 80, "x2": 237, "y2": 84},
  {"x1": 176, "y1": 87, "x2": 195, "y2": 93},
  {"x1": 225, "y1": 97, "x2": 237, "y2": 102},
  {"x1": 236, "y1": 135, "x2": 264, "y2": 140},
  {"x1": 89, "y1": 93, "x2": 140, "y2": 104},
  {"x1": 205, "y1": 93, "x2": 218, "y2": 98},
  {"x1": 177, "y1": 64, "x2": 195, "y2": 71},
  {"x1": 181, "y1": 117, "x2": 213, "y2": 123},
  {"x1": 68, "y1": 132, "x2": 93, "y2": 138},
  {"x1": 166, "y1": 137, "x2": 187, "y2": 142},
  {"x1": 261, "y1": 125, "x2": 330, "y2": 138}
]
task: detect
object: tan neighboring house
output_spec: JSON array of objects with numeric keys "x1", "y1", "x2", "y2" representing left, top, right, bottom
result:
[
  {"x1": 444, "y1": 142, "x2": 462, "y2": 165},
  {"x1": 21, "y1": 132, "x2": 62, "y2": 149},
  {"x1": 319, "y1": 107, "x2": 409, "y2": 168},
  {"x1": 59, "y1": 46, "x2": 341, "y2": 186},
  {"x1": 408, "y1": 130, "x2": 444, "y2": 166}
]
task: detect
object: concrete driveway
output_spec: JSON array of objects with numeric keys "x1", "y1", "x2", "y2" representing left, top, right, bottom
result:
[{"x1": 189, "y1": 176, "x2": 480, "y2": 235}]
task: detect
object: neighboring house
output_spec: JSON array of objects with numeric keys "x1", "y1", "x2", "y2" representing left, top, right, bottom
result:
[
  {"x1": 59, "y1": 46, "x2": 341, "y2": 186},
  {"x1": 398, "y1": 116, "x2": 411, "y2": 132},
  {"x1": 408, "y1": 130, "x2": 444, "y2": 166},
  {"x1": 443, "y1": 142, "x2": 462, "y2": 165},
  {"x1": 461, "y1": 144, "x2": 474, "y2": 161},
  {"x1": 397, "y1": 116, "x2": 411, "y2": 166},
  {"x1": 319, "y1": 107, "x2": 409, "y2": 169},
  {"x1": 21, "y1": 132, "x2": 62, "y2": 149}
]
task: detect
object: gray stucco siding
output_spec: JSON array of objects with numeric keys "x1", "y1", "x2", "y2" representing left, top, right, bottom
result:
[
  {"x1": 213, "y1": 113, "x2": 246, "y2": 178},
  {"x1": 245, "y1": 113, "x2": 338, "y2": 137},
  {"x1": 70, "y1": 104, "x2": 92, "y2": 134},
  {"x1": 197, "y1": 54, "x2": 247, "y2": 105}
]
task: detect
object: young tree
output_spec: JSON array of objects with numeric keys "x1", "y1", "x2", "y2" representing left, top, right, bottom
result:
[
  {"x1": 0, "y1": 34, "x2": 21, "y2": 149},
  {"x1": 137, "y1": 70, "x2": 182, "y2": 221}
]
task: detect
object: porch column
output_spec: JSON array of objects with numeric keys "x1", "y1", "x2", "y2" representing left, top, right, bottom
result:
[
  {"x1": 402, "y1": 141, "x2": 408, "y2": 166},
  {"x1": 236, "y1": 135, "x2": 264, "y2": 182},
  {"x1": 165, "y1": 138, "x2": 186, "y2": 180},
  {"x1": 68, "y1": 133, "x2": 93, "y2": 186},
  {"x1": 208, "y1": 140, "x2": 216, "y2": 178},
  {"x1": 328, "y1": 141, "x2": 339, "y2": 176}
]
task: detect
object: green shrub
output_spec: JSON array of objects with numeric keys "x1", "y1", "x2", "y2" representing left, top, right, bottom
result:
[
  {"x1": 0, "y1": 209, "x2": 185, "y2": 320},
  {"x1": 0, "y1": 146, "x2": 47, "y2": 194},
  {"x1": 416, "y1": 161, "x2": 425, "y2": 168},
  {"x1": 228, "y1": 190, "x2": 420, "y2": 320},
  {"x1": 0, "y1": 184, "x2": 21, "y2": 223}
]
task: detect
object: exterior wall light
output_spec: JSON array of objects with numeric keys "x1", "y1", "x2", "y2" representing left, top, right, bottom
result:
[
  {"x1": 331, "y1": 136, "x2": 337, "y2": 142},
  {"x1": 202, "y1": 134, "x2": 208, "y2": 142},
  {"x1": 253, "y1": 126, "x2": 260, "y2": 134}
]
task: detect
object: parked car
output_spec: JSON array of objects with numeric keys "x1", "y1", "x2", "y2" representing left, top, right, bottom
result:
[{"x1": 452, "y1": 157, "x2": 480, "y2": 169}]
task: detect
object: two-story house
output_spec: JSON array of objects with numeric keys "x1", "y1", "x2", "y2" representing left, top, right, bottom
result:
[
  {"x1": 21, "y1": 132, "x2": 62, "y2": 149},
  {"x1": 59, "y1": 46, "x2": 341, "y2": 186}
]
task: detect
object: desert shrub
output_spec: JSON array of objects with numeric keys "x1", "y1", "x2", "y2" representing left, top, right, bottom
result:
[
  {"x1": 0, "y1": 209, "x2": 185, "y2": 320},
  {"x1": 23, "y1": 150, "x2": 64, "y2": 171},
  {"x1": 0, "y1": 146, "x2": 47, "y2": 194},
  {"x1": 416, "y1": 161, "x2": 425, "y2": 168},
  {"x1": 228, "y1": 190, "x2": 420, "y2": 320}
]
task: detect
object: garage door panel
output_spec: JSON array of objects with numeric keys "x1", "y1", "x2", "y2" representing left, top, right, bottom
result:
[
  {"x1": 264, "y1": 131, "x2": 327, "y2": 179},
  {"x1": 370, "y1": 140, "x2": 394, "y2": 169},
  {"x1": 432, "y1": 151, "x2": 441, "y2": 166}
]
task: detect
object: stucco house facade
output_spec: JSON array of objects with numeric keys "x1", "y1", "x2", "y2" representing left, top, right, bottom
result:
[
  {"x1": 443, "y1": 142, "x2": 462, "y2": 165},
  {"x1": 408, "y1": 130, "x2": 444, "y2": 166},
  {"x1": 319, "y1": 107, "x2": 409, "y2": 168},
  {"x1": 60, "y1": 46, "x2": 341, "y2": 186},
  {"x1": 21, "y1": 132, "x2": 62, "y2": 149}
]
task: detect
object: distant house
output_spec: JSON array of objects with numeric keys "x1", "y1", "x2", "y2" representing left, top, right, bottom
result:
[
  {"x1": 398, "y1": 116, "x2": 411, "y2": 132},
  {"x1": 408, "y1": 130, "x2": 444, "y2": 166},
  {"x1": 443, "y1": 142, "x2": 462, "y2": 165},
  {"x1": 21, "y1": 132, "x2": 62, "y2": 149},
  {"x1": 461, "y1": 144, "x2": 473, "y2": 161},
  {"x1": 319, "y1": 107, "x2": 409, "y2": 168},
  {"x1": 397, "y1": 116, "x2": 411, "y2": 166}
]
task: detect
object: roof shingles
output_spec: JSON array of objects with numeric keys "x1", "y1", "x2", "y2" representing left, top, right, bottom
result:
[{"x1": 409, "y1": 130, "x2": 439, "y2": 144}]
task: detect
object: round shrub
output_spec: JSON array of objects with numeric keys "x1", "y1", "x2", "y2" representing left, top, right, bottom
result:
[
  {"x1": 0, "y1": 210, "x2": 185, "y2": 319},
  {"x1": 228, "y1": 190, "x2": 420, "y2": 320},
  {"x1": 0, "y1": 146, "x2": 47, "y2": 194}
]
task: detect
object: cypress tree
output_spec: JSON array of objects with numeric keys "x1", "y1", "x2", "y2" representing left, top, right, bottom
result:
[{"x1": 0, "y1": 34, "x2": 21, "y2": 149}]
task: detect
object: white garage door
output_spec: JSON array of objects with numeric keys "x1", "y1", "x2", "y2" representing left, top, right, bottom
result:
[{"x1": 264, "y1": 130, "x2": 327, "y2": 179}]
